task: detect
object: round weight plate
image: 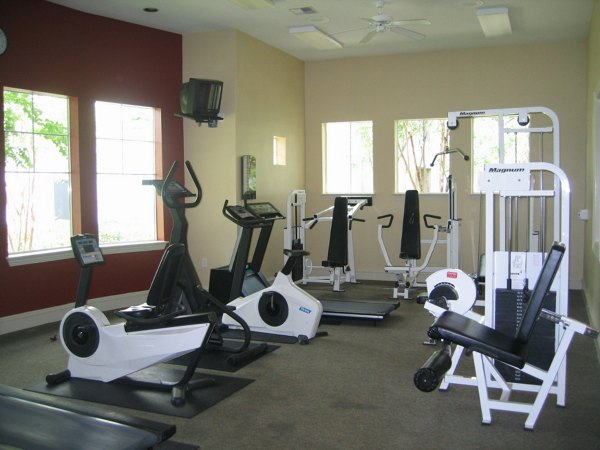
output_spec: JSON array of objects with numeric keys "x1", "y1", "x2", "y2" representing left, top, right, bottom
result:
[
  {"x1": 258, "y1": 291, "x2": 289, "y2": 327},
  {"x1": 429, "y1": 283, "x2": 459, "y2": 306},
  {"x1": 62, "y1": 311, "x2": 99, "y2": 358}
]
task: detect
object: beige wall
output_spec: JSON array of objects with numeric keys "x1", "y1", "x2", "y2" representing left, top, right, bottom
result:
[
  {"x1": 304, "y1": 42, "x2": 587, "y2": 285},
  {"x1": 585, "y1": 0, "x2": 600, "y2": 333},
  {"x1": 182, "y1": 30, "x2": 305, "y2": 285},
  {"x1": 181, "y1": 31, "x2": 590, "y2": 307}
]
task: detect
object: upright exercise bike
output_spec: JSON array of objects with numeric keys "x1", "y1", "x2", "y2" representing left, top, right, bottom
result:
[{"x1": 218, "y1": 201, "x2": 324, "y2": 344}]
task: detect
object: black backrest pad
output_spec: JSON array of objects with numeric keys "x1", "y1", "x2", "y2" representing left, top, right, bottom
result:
[
  {"x1": 326, "y1": 197, "x2": 348, "y2": 266},
  {"x1": 515, "y1": 242, "x2": 565, "y2": 344},
  {"x1": 400, "y1": 190, "x2": 421, "y2": 260},
  {"x1": 146, "y1": 243, "x2": 186, "y2": 309}
]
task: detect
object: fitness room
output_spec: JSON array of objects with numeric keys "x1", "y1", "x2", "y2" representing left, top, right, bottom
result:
[{"x1": 1, "y1": 0, "x2": 599, "y2": 448}]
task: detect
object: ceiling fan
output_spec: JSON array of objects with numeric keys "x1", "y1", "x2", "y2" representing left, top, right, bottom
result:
[{"x1": 359, "y1": 0, "x2": 431, "y2": 44}]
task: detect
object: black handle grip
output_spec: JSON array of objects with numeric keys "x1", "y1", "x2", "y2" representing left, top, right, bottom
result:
[
  {"x1": 423, "y1": 214, "x2": 442, "y2": 229},
  {"x1": 184, "y1": 160, "x2": 202, "y2": 208},
  {"x1": 377, "y1": 214, "x2": 394, "y2": 228}
]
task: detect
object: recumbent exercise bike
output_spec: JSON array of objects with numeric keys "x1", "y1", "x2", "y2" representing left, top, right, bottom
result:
[{"x1": 47, "y1": 234, "x2": 217, "y2": 406}]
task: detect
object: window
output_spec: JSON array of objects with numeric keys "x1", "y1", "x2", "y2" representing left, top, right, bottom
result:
[
  {"x1": 395, "y1": 118, "x2": 448, "y2": 193},
  {"x1": 95, "y1": 101, "x2": 158, "y2": 244},
  {"x1": 273, "y1": 136, "x2": 286, "y2": 166},
  {"x1": 3, "y1": 88, "x2": 72, "y2": 254},
  {"x1": 472, "y1": 115, "x2": 530, "y2": 192},
  {"x1": 323, "y1": 121, "x2": 373, "y2": 194}
]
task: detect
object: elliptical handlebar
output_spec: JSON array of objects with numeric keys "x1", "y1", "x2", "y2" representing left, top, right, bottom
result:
[
  {"x1": 377, "y1": 213, "x2": 394, "y2": 228},
  {"x1": 161, "y1": 160, "x2": 202, "y2": 210},
  {"x1": 423, "y1": 214, "x2": 443, "y2": 229},
  {"x1": 184, "y1": 160, "x2": 203, "y2": 208}
]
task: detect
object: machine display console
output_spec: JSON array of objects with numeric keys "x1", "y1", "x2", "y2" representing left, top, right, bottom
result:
[
  {"x1": 71, "y1": 234, "x2": 105, "y2": 267},
  {"x1": 245, "y1": 202, "x2": 285, "y2": 220},
  {"x1": 143, "y1": 179, "x2": 195, "y2": 198},
  {"x1": 226, "y1": 205, "x2": 258, "y2": 222}
]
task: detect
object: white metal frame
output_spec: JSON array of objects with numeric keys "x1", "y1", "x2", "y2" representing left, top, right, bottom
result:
[
  {"x1": 416, "y1": 107, "x2": 596, "y2": 428},
  {"x1": 284, "y1": 192, "x2": 368, "y2": 292},
  {"x1": 377, "y1": 220, "x2": 440, "y2": 299},
  {"x1": 463, "y1": 310, "x2": 596, "y2": 429},
  {"x1": 423, "y1": 162, "x2": 575, "y2": 429},
  {"x1": 377, "y1": 176, "x2": 461, "y2": 299},
  {"x1": 447, "y1": 106, "x2": 560, "y2": 165}
]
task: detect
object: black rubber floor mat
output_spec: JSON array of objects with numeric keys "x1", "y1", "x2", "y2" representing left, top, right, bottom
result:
[
  {"x1": 27, "y1": 366, "x2": 254, "y2": 418},
  {"x1": 169, "y1": 341, "x2": 278, "y2": 372}
]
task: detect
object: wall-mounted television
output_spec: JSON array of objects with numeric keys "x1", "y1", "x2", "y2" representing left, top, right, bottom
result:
[{"x1": 177, "y1": 78, "x2": 223, "y2": 127}]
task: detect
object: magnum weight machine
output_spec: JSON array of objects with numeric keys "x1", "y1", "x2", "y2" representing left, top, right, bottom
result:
[{"x1": 412, "y1": 107, "x2": 599, "y2": 428}]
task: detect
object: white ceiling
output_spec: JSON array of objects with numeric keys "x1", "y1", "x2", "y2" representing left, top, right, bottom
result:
[{"x1": 46, "y1": 0, "x2": 594, "y2": 61}]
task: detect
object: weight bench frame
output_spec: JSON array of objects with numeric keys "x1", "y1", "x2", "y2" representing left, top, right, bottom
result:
[
  {"x1": 423, "y1": 243, "x2": 599, "y2": 429},
  {"x1": 378, "y1": 213, "x2": 441, "y2": 300}
]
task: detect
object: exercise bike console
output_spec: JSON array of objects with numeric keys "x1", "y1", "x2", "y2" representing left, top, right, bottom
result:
[{"x1": 71, "y1": 234, "x2": 104, "y2": 267}]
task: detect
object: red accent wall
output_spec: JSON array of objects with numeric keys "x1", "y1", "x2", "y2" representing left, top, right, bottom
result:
[{"x1": 0, "y1": 0, "x2": 184, "y2": 317}]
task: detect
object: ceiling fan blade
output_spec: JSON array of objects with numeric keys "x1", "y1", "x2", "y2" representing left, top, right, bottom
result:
[
  {"x1": 360, "y1": 30, "x2": 378, "y2": 44},
  {"x1": 330, "y1": 25, "x2": 369, "y2": 36},
  {"x1": 391, "y1": 27, "x2": 426, "y2": 40},
  {"x1": 391, "y1": 19, "x2": 431, "y2": 26}
]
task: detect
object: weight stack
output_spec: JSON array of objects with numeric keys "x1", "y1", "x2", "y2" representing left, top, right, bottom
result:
[
  {"x1": 291, "y1": 239, "x2": 304, "y2": 282},
  {"x1": 494, "y1": 288, "x2": 556, "y2": 385}
]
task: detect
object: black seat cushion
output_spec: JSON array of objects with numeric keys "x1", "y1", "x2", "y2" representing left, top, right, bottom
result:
[
  {"x1": 324, "y1": 197, "x2": 348, "y2": 267},
  {"x1": 428, "y1": 311, "x2": 527, "y2": 368},
  {"x1": 400, "y1": 190, "x2": 421, "y2": 260},
  {"x1": 117, "y1": 304, "x2": 156, "y2": 320}
]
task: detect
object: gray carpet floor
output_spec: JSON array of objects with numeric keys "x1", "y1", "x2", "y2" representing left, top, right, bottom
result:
[{"x1": 0, "y1": 284, "x2": 598, "y2": 449}]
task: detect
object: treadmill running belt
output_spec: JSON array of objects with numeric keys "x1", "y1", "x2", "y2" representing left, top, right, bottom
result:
[{"x1": 320, "y1": 299, "x2": 397, "y2": 320}]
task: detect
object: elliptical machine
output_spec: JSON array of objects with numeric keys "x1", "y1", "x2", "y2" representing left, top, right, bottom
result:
[
  {"x1": 47, "y1": 234, "x2": 217, "y2": 406},
  {"x1": 143, "y1": 160, "x2": 268, "y2": 363},
  {"x1": 218, "y1": 201, "x2": 324, "y2": 344}
]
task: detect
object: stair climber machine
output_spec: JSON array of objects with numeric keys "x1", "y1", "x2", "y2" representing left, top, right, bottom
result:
[
  {"x1": 214, "y1": 201, "x2": 324, "y2": 344},
  {"x1": 46, "y1": 234, "x2": 217, "y2": 406},
  {"x1": 143, "y1": 160, "x2": 268, "y2": 363}
]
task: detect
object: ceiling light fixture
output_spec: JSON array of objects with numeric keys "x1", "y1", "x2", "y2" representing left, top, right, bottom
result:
[
  {"x1": 476, "y1": 7, "x2": 512, "y2": 37},
  {"x1": 289, "y1": 25, "x2": 342, "y2": 50},
  {"x1": 230, "y1": 0, "x2": 274, "y2": 10},
  {"x1": 143, "y1": 7, "x2": 158, "y2": 13}
]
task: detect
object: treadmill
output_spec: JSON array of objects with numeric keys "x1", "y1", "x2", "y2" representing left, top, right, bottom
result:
[
  {"x1": 288, "y1": 193, "x2": 399, "y2": 322},
  {"x1": 216, "y1": 201, "x2": 398, "y2": 322},
  {"x1": 320, "y1": 298, "x2": 398, "y2": 321}
]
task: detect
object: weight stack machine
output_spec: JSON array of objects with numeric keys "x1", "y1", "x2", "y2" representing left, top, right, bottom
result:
[{"x1": 480, "y1": 162, "x2": 570, "y2": 403}]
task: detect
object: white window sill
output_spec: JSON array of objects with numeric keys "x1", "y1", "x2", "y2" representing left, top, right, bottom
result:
[{"x1": 7, "y1": 241, "x2": 168, "y2": 267}]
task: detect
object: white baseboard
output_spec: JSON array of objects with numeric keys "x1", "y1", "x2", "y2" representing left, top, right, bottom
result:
[{"x1": 0, "y1": 291, "x2": 148, "y2": 336}]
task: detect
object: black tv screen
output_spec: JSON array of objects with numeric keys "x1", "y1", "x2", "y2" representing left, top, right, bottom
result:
[{"x1": 179, "y1": 78, "x2": 223, "y2": 123}]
